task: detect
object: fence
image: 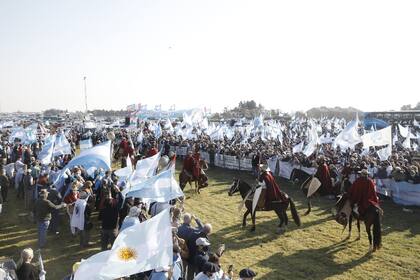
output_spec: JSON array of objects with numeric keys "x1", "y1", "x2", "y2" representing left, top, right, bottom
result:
[{"x1": 169, "y1": 145, "x2": 420, "y2": 206}]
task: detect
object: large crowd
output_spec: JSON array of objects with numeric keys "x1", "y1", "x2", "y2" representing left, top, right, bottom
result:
[{"x1": 0, "y1": 116, "x2": 419, "y2": 280}]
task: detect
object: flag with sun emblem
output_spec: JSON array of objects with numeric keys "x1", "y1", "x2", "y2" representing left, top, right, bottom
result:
[{"x1": 100, "y1": 208, "x2": 173, "y2": 278}]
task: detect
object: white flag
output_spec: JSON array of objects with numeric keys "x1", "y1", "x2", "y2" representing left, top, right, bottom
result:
[
  {"x1": 361, "y1": 126, "x2": 392, "y2": 148},
  {"x1": 100, "y1": 208, "x2": 173, "y2": 279},
  {"x1": 333, "y1": 119, "x2": 361, "y2": 150},
  {"x1": 377, "y1": 145, "x2": 392, "y2": 161},
  {"x1": 292, "y1": 142, "x2": 304, "y2": 154},
  {"x1": 402, "y1": 129, "x2": 412, "y2": 150}
]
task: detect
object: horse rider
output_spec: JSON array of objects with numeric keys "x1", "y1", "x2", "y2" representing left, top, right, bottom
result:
[
  {"x1": 182, "y1": 150, "x2": 196, "y2": 180},
  {"x1": 192, "y1": 149, "x2": 202, "y2": 181},
  {"x1": 315, "y1": 155, "x2": 333, "y2": 195},
  {"x1": 257, "y1": 164, "x2": 286, "y2": 210},
  {"x1": 347, "y1": 169, "x2": 380, "y2": 218}
]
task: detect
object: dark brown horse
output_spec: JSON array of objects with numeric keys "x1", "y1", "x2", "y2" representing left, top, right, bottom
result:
[
  {"x1": 228, "y1": 178, "x2": 301, "y2": 232},
  {"x1": 179, "y1": 159, "x2": 209, "y2": 193},
  {"x1": 334, "y1": 194, "x2": 382, "y2": 253}
]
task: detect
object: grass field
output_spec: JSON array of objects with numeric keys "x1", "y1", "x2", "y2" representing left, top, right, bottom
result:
[{"x1": 1, "y1": 162, "x2": 420, "y2": 279}]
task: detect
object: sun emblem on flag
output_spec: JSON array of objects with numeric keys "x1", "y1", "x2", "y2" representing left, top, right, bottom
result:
[{"x1": 117, "y1": 247, "x2": 137, "y2": 261}]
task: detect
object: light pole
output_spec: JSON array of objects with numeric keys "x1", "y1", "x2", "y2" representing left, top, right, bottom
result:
[{"x1": 84, "y1": 76, "x2": 88, "y2": 113}]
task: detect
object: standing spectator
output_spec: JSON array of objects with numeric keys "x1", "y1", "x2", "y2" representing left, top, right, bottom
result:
[
  {"x1": 47, "y1": 184, "x2": 63, "y2": 235},
  {"x1": 100, "y1": 190, "x2": 120, "y2": 250},
  {"x1": 33, "y1": 189, "x2": 66, "y2": 248},
  {"x1": 16, "y1": 248, "x2": 40, "y2": 280},
  {"x1": 23, "y1": 167, "x2": 34, "y2": 210},
  {"x1": 0, "y1": 168, "x2": 9, "y2": 202}
]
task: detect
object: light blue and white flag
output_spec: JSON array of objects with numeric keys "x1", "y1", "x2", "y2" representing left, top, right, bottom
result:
[
  {"x1": 74, "y1": 250, "x2": 111, "y2": 280},
  {"x1": 65, "y1": 141, "x2": 112, "y2": 171},
  {"x1": 130, "y1": 152, "x2": 161, "y2": 185},
  {"x1": 53, "y1": 133, "x2": 72, "y2": 156},
  {"x1": 99, "y1": 208, "x2": 173, "y2": 279},
  {"x1": 126, "y1": 169, "x2": 183, "y2": 203},
  {"x1": 38, "y1": 134, "x2": 56, "y2": 165},
  {"x1": 80, "y1": 138, "x2": 93, "y2": 151}
]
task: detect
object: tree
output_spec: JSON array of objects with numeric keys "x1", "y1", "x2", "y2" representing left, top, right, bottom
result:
[{"x1": 401, "y1": 104, "x2": 412, "y2": 110}]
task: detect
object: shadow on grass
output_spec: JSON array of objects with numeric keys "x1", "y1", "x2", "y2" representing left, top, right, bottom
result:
[{"x1": 256, "y1": 242, "x2": 372, "y2": 280}]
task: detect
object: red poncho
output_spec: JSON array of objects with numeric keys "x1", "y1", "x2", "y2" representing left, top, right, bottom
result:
[
  {"x1": 183, "y1": 156, "x2": 195, "y2": 175},
  {"x1": 192, "y1": 153, "x2": 201, "y2": 179},
  {"x1": 348, "y1": 177, "x2": 379, "y2": 216},
  {"x1": 259, "y1": 171, "x2": 286, "y2": 208},
  {"x1": 316, "y1": 163, "x2": 333, "y2": 194}
]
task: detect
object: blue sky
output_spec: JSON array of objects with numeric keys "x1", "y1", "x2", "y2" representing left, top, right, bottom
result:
[{"x1": 1, "y1": 0, "x2": 419, "y2": 113}]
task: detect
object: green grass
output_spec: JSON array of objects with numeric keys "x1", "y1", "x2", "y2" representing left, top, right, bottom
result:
[{"x1": 1, "y1": 162, "x2": 420, "y2": 279}]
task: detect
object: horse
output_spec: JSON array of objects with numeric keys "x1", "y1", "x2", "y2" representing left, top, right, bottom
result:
[
  {"x1": 179, "y1": 159, "x2": 209, "y2": 193},
  {"x1": 334, "y1": 194, "x2": 382, "y2": 253},
  {"x1": 228, "y1": 178, "x2": 301, "y2": 232},
  {"x1": 300, "y1": 175, "x2": 341, "y2": 215}
]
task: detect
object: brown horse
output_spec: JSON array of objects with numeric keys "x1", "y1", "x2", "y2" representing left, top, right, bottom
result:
[
  {"x1": 300, "y1": 175, "x2": 341, "y2": 215},
  {"x1": 179, "y1": 159, "x2": 209, "y2": 193},
  {"x1": 228, "y1": 178, "x2": 301, "y2": 232},
  {"x1": 334, "y1": 194, "x2": 382, "y2": 253}
]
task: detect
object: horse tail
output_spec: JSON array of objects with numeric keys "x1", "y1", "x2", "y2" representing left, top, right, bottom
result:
[
  {"x1": 373, "y1": 207, "x2": 382, "y2": 250},
  {"x1": 289, "y1": 198, "x2": 301, "y2": 227}
]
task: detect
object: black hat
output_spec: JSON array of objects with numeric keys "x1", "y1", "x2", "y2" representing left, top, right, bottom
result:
[
  {"x1": 239, "y1": 268, "x2": 257, "y2": 278},
  {"x1": 202, "y1": 262, "x2": 220, "y2": 273}
]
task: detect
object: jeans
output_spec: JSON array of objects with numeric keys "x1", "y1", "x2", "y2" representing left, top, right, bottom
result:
[
  {"x1": 49, "y1": 209, "x2": 60, "y2": 233},
  {"x1": 37, "y1": 220, "x2": 50, "y2": 248}
]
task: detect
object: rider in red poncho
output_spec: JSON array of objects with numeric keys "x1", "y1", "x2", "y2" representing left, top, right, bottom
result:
[
  {"x1": 258, "y1": 164, "x2": 287, "y2": 209},
  {"x1": 348, "y1": 169, "x2": 380, "y2": 217},
  {"x1": 182, "y1": 150, "x2": 195, "y2": 179},
  {"x1": 192, "y1": 151, "x2": 201, "y2": 180},
  {"x1": 315, "y1": 156, "x2": 333, "y2": 195}
]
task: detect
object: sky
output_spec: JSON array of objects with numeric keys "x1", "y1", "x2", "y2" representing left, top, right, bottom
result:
[{"x1": 0, "y1": 0, "x2": 419, "y2": 113}]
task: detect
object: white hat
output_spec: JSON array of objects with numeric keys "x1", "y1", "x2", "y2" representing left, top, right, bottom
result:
[
  {"x1": 195, "y1": 237, "x2": 211, "y2": 246},
  {"x1": 259, "y1": 164, "x2": 270, "y2": 172}
]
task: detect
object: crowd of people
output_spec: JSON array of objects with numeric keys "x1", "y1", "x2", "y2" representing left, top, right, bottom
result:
[
  {"x1": 0, "y1": 116, "x2": 419, "y2": 279},
  {"x1": 0, "y1": 124, "x2": 260, "y2": 280}
]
